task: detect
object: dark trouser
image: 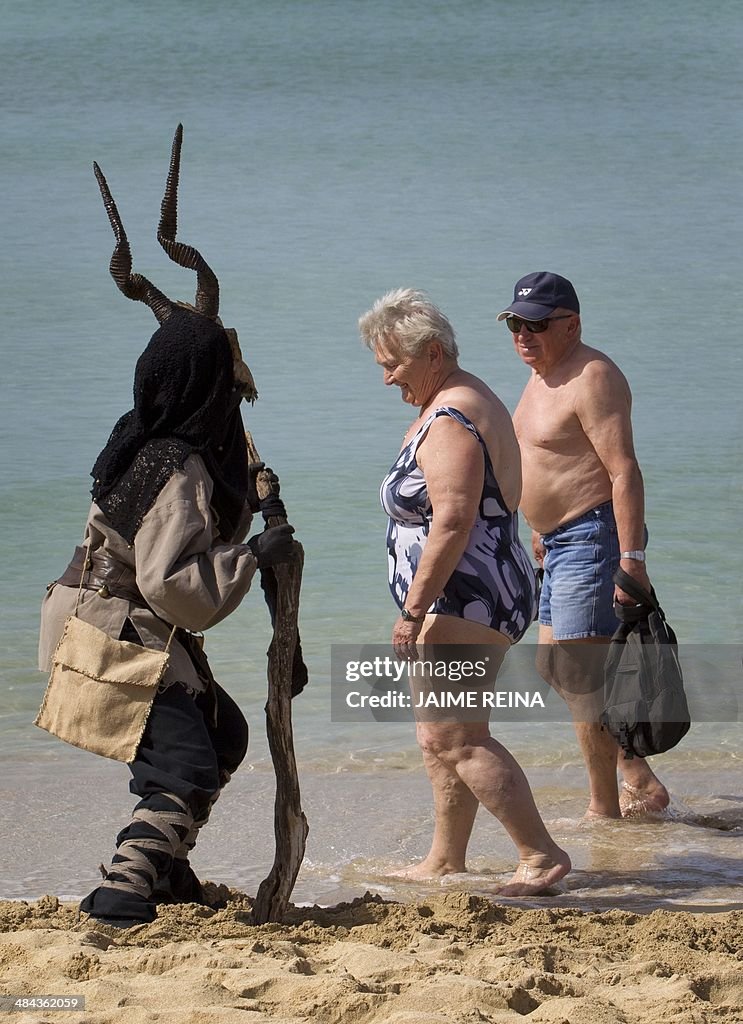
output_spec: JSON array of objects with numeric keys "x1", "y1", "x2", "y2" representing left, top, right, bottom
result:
[{"x1": 80, "y1": 681, "x2": 249, "y2": 925}]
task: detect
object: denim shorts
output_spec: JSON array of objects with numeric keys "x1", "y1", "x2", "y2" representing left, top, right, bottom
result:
[{"x1": 539, "y1": 501, "x2": 622, "y2": 640}]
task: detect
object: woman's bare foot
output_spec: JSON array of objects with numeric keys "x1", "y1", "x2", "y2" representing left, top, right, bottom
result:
[
  {"x1": 496, "y1": 849, "x2": 571, "y2": 896},
  {"x1": 619, "y1": 780, "x2": 670, "y2": 818}
]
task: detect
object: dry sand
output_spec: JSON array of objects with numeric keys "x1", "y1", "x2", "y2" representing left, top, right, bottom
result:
[{"x1": 1, "y1": 890, "x2": 741, "y2": 1023}]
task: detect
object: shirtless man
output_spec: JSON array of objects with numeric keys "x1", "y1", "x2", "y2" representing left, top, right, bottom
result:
[{"x1": 499, "y1": 271, "x2": 669, "y2": 818}]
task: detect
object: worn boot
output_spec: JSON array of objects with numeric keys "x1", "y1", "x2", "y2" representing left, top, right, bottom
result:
[
  {"x1": 151, "y1": 806, "x2": 208, "y2": 905},
  {"x1": 151, "y1": 771, "x2": 230, "y2": 905},
  {"x1": 80, "y1": 791, "x2": 194, "y2": 928}
]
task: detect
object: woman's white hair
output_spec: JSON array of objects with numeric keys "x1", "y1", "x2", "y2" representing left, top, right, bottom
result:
[{"x1": 358, "y1": 288, "x2": 459, "y2": 359}]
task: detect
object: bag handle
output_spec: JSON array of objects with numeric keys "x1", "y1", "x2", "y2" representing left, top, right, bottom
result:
[{"x1": 613, "y1": 567, "x2": 662, "y2": 614}]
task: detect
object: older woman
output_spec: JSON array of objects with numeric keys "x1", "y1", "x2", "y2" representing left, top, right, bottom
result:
[{"x1": 359, "y1": 288, "x2": 570, "y2": 895}]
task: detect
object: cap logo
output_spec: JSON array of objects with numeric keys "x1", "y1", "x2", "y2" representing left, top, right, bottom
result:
[{"x1": 517, "y1": 288, "x2": 532, "y2": 296}]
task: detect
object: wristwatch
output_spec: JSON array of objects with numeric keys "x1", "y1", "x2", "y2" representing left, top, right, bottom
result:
[
  {"x1": 620, "y1": 550, "x2": 646, "y2": 562},
  {"x1": 401, "y1": 607, "x2": 426, "y2": 623}
]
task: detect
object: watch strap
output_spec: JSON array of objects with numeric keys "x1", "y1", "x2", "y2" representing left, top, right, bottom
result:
[
  {"x1": 620, "y1": 550, "x2": 646, "y2": 562},
  {"x1": 401, "y1": 607, "x2": 426, "y2": 623}
]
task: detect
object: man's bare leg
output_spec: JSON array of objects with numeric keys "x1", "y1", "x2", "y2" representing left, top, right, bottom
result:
[
  {"x1": 539, "y1": 626, "x2": 670, "y2": 817},
  {"x1": 538, "y1": 626, "x2": 622, "y2": 818},
  {"x1": 618, "y1": 753, "x2": 670, "y2": 816},
  {"x1": 572, "y1": 720, "x2": 622, "y2": 818}
]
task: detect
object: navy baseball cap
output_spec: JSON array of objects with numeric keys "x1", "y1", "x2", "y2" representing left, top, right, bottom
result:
[{"x1": 497, "y1": 272, "x2": 580, "y2": 321}]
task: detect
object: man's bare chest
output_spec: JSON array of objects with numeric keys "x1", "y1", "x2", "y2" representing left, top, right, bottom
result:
[{"x1": 514, "y1": 383, "x2": 586, "y2": 456}]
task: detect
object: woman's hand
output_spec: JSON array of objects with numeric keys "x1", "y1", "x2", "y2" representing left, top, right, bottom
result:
[{"x1": 392, "y1": 614, "x2": 423, "y2": 661}]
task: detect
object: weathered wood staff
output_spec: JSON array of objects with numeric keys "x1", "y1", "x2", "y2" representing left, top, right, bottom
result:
[{"x1": 245, "y1": 431, "x2": 309, "y2": 923}]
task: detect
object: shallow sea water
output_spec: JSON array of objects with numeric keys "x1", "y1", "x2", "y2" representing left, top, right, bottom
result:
[{"x1": 1, "y1": 0, "x2": 741, "y2": 909}]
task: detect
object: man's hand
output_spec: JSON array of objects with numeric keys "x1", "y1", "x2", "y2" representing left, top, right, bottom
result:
[
  {"x1": 532, "y1": 530, "x2": 546, "y2": 568},
  {"x1": 615, "y1": 558, "x2": 651, "y2": 605}
]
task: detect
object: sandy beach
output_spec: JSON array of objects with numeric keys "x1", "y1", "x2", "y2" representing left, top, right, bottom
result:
[{"x1": 1, "y1": 890, "x2": 741, "y2": 1023}]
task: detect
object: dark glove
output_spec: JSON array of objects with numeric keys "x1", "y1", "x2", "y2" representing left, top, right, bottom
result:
[
  {"x1": 259, "y1": 492, "x2": 287, "y2": 522},
  {"x1": 247, "y1": 524, "x2": 295, "y2": 568}
]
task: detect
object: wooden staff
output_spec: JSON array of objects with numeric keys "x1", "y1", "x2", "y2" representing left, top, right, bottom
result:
[{"x1": 245, "y1": 431, "x2": 309, "y2": 923}]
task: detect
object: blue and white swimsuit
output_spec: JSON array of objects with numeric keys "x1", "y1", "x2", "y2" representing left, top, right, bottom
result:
[{"x1": 380, "y1": 406, "x2": 537, "y2": 643}]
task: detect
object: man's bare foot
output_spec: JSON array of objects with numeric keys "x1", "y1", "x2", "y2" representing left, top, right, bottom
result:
[
  {"x1": 496, "y1": 850, "x2": 571, "y2": 896},
  {"x1": 389, "y1": 857, "x2": 465, "y2": 880},
  {"x1": 619, "y1": 780, "x2": 670, "y2": 818}
]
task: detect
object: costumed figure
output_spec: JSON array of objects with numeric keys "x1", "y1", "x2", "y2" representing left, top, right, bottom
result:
[{"x1": 38, "y1": 127, "x2": 296, "y2": 928}]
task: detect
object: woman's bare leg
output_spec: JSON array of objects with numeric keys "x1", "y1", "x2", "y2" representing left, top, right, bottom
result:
[
  {"x1": 391, "y1": 731, "x2": 479, "y2": 878},
  {"x1": 393, "y1": 615, "x2": 570, "y2": 894}
]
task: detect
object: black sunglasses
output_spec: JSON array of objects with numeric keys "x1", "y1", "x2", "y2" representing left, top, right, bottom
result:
[{"x1": 504, "y1": 314, "x2": 574, "y2": 334}]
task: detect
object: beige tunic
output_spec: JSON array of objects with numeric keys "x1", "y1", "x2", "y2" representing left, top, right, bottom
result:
[{"x1": 38, "y1": 454, "x2": 258, "y2": 692}]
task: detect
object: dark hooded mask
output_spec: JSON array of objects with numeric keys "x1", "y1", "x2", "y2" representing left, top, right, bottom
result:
[{"x1": 89, "y1": 126, "x2": 251, "y2": 544}]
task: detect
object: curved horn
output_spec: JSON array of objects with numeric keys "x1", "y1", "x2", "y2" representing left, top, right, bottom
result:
[
  {"x1": 157, "y1": 124, "x2": 220, "y2": 319},
  {"x1": 93, "y1": 161, "x2": 173, "y2": 324}
]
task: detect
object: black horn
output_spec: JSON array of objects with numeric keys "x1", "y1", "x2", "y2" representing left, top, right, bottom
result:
[
  {"x1": 93, "y1": 161, "x2": 173, "y2": 324},
  {"x1": 157, "y1": 124, "x2": 220, "y2": 320}
]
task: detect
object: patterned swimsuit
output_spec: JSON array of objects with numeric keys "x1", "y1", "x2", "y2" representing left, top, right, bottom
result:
[{"x1": 380, "y1": 406, "x2": 537, "y2": 642}]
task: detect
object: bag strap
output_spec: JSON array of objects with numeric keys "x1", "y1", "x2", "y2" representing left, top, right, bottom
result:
[
  {"x1": 163, "y1": 624, "x2": 177, "y2": 654},
  {"x1": 73, "y1": 544, "x2": 92, "y2": 616},
  {"x1": 613, "y1": 567, "x2": 662, "y2": 614}
]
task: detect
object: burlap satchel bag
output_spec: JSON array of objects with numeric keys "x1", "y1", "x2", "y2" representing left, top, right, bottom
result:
[{"x1": 35, "y1": 556, "x2": 175, "y2": 763}]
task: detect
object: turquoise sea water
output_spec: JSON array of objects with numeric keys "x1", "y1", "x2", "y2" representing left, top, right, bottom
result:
[{"x1": 1, "y1": 0, "x2": 741, "y2": 908}]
